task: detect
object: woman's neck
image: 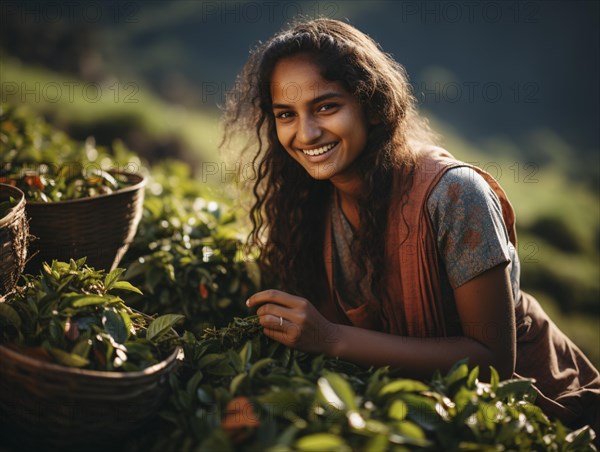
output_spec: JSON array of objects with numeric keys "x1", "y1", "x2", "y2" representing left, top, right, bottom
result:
[
  {"x1": 333, "y1": 184, "x2": 361, "y2": 230},
  {"x1": 329, "y1": 172, "x2": 364, "y2": 202}
]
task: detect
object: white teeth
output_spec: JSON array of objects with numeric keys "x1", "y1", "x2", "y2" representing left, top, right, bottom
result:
[{"x1": 301, "y1": 142, "x2": 336, "y2": 156}]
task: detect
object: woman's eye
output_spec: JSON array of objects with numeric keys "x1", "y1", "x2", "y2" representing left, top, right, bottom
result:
[
  {"x1": 318, "y1": 104, "x2": 338, "y2": 112},
  {"x1": 275, "y1": 111, "x2": 293, "y2": 119}
]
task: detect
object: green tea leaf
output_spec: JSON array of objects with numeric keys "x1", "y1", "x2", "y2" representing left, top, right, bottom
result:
[
  {"x1": 104, "y1": 268, "x2": 125, "y2": 291},
  {"x1": 364, "y1": 433, "x2": 388, "y2": 452},
  {"x1": 229, "y1": 372, "x2": 247, "y2": 395},
  {"x1": 196, "y1": 387, "x2": 213, "y2": 405},
  {"x1": 565, "y1": 425, "x2": 595, "y2": 449},
  {"x1": 365, "y1": 366, "x2": 388, "y2": 400},
  {"x1": 208, "y1": 361, "x2": 235, "y2": 376},
  {"x1": 398, "y1": 393, "x2": 442, "y2": 431},
  {"x1": 146, "y1": 314, "x2": 184, "y2": 341},
  {"x1": 388, "y1": 399, "x2": 408, "y2": 421},
  {"x1": 445, "y1": 361, "x2": 469, "y2": 389},
  {"x1": 102, "y1": 307, "x2": 128, "y2": 344},
  {"x1": 249, "y1": 357, "x2": 275, "y2": 378},
  {"x1": 119, "y1": 309, "x2": 132, "y2": 337},
  {"x1": 185, "y1": 370, "x2": 204, "y2": 400},
  {"x1": 496, "y1": 378, "x2": 536, "y2": 400},
  {"x1": 393, "y1": 420, "x2": 428, "y2": 442},
  {"x1": 273, "y1": 425, "x2": 300, "y2": 449},
  {"x1": 256, "y1": 389, "x2": 302, "y2": 415},
  {"x1": 226, "y1": 348, "x2": 243, "y2": 373},
  {"x1": 0, "y1": 303, "x2": 21, "y2": 329},
  {"x1": 197, "y1": 353, "x2": 227, "y2": 369},
  {"x1": 70, "y1": 295, "x2": 107, "y2": 307},
  {"x1": 466, "y1": 365, "x2": 479, "y2": 388},
  {"x1": 48, "y1": 317, "x2": 64, "y2": 343},
  {"x1": 294, "y1": 433, "x2": 350, "y2": 451},
  {"x1": 71, "y1": 338, "x2": 92, "y2": 358},
  {"x1": 75, "y1": 315, "x2": 96, "y2": 331},
  {"x1": 111, "y1": 280, "x2": 143, "y2": 295},
  {"x1": 238, "y1": 341, "x2": 252, "y2": 369},
  {"x1": 47, "y1": 347, "x2": 90, "y2": 367},
  {"x1": 489, "y1": 366, "x2": 500, "y2": 392},
  {"x1": 379, "y1": 379, "x2": 429, "y2": 397},
  {"x1": 317, "y1": 372, "x2": 357, "y2": 411}
]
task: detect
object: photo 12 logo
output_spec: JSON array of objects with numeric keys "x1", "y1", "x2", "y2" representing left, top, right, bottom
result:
[
  {"x1": 417, "y1": 81, "x2": 540, "y2": 104},
  {"x1": 1, "y1": 81, "x2": 139, "y2": 104},
  {"x1": 1, "y1": 1, "x2": 139, "y2": 25},
  {"x1": 397, "y1": 1, "x2": 540, "y2": 24},
  {"x1": 197, "y1": 1, "x2": 340, "y2": 24}
]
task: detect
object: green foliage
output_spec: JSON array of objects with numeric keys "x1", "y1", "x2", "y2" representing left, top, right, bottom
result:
[
  {"x1": 0, "y1": 195, "x2": 17, "y2": 218},
  {"x1": 120, "y1": 160, "x2": 261, "y2": 336},
  {"x1": 127, "y1": 319, "x2": 597, "y2": 451},
  {"x1": 517, "y1": 230, "x2": 600, "y2": 317},
  {"x1": 0, "y1": 258, "x2": 181, "y2": 372},
  {"x1": 526, "y1": 215, "x2": 583, "y2": 254},
  {"x1": 1, "y1": 104, "x2": 140, "y2": 202}
]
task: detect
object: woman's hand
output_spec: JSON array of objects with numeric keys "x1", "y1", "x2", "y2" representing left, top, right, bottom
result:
[{"x1": 246, "y1": 289, "x2": 338, "y2": 355}]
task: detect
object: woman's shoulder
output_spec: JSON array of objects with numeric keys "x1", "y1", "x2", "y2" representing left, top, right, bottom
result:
[
  {"x1": 405, "y1": 143, "x2": 501, "y2": 204},
  {"x1": 427, "y1": 166, "x2": 501, "y2": 217},
  {"x1": 433, "y1": 166, "x2": 493, "y2": 193},
  {"x1": 410, "y1": 144, "x2": 459, "y2": 169}
]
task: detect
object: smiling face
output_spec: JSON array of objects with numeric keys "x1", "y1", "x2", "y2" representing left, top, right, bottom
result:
[{"x1": 270, "y1": 54, "x2": 371, "y2": 191}]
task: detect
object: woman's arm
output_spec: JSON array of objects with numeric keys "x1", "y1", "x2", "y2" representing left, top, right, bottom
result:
[
  {"x1": 247, "y1": 263, "x2": 516, "y2": 381},
  {"x1": 330, "y1": 263, "x2": 516, "y2": 380}
]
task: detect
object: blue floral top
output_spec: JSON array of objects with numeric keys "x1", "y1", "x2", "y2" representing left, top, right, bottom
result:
[{"x1": 331, "y1": 167, "x2": 521, "y2": 310}]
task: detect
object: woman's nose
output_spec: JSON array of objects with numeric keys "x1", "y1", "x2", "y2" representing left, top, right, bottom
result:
[{"x1": 296, "y1": 115, "x2": 321, "y2": 144}]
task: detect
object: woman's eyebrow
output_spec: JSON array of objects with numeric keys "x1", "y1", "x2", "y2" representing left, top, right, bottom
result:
[{"x1": 271, "y1": 91, "x2": 344, "y2": 109}]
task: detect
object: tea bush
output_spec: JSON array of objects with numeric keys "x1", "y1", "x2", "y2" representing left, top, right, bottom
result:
[{"x1": 126, "y1": 317, "x2": 596, "y2": 451}]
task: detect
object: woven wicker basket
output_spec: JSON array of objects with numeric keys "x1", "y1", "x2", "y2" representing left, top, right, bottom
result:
[
  {"x1": 0, "y1": 184, "x2": 28, "y2": 295},
  {"x1": 24, "y1": 171, "x2": 146, "y2": 275},
  {"x1": 0, "y1": 340, "x2": 182, "y2": 450}
]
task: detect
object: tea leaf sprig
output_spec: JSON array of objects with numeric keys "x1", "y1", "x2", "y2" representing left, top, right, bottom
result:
[
  {"x1": 0, "y1": 258, "x2": 183, "y2": 372},
  {"x1": 0, "y1": 195, "x2": 17, "y2": 218}
]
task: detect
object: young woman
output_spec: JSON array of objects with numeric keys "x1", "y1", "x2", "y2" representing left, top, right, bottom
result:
[{"x1": 222, "y1": 18, "x2": 599, "y2": 433}]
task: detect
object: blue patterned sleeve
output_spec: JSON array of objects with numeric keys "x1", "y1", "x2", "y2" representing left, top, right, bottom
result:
[{"x1": 426, "y1": 166, "x2": 512, "y2": 289}]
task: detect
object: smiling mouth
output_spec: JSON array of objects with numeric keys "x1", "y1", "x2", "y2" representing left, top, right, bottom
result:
[{"x1": 300, "y1": 142, "x2": 338, "y2": 156}]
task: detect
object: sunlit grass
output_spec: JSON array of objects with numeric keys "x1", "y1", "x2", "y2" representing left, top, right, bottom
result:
[{"x1": 1, "y1": 55, "x2": 223, "y2": 165}]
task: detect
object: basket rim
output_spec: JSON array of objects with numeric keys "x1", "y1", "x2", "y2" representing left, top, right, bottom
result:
[
  {"x1": 0, "y1": 341, "x2": 182, "y2": 379},
  {"x1": 25, "y1": 170, "x2": 147, "y2": 207},
  {"x1": 0, "y1": 183, "x2": 26, "y2": 228}
]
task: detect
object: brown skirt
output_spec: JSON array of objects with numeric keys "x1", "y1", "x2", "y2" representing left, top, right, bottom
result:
[{"x1": 514, "y1": 291, "x2": 600, "y2": 441}]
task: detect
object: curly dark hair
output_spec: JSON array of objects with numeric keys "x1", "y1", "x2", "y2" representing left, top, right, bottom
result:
[{"x1": 221, "y1": 18, "x2": 438, "y2": 306}]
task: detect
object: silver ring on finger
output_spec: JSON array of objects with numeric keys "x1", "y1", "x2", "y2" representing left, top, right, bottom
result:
[{"x1": 279, "y1": 316, "x2": 283, "y2": 327}]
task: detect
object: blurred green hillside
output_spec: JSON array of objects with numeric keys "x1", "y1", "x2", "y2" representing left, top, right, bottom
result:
[{"x1": 1, "y1": 54, "x2": 598, "y2": 369}]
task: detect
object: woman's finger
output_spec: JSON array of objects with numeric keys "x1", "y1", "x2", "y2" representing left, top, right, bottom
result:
[
  {"x1": 246, "y1": 289, "x2": 303, "y2": 309},
  {"x1": 255, "y1": 302, "x2": 289, "y2": 319},
  {"x1": 263, "y1": 321, "x2": 302, "y2": 345},
  {"x1": 259, "y1": 313, "x2": 286, "y2": 329}
]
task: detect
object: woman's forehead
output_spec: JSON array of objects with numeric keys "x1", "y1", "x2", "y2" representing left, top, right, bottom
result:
[{"x1": 270, "y1": 55, "x2": 344, "y2": 105}]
